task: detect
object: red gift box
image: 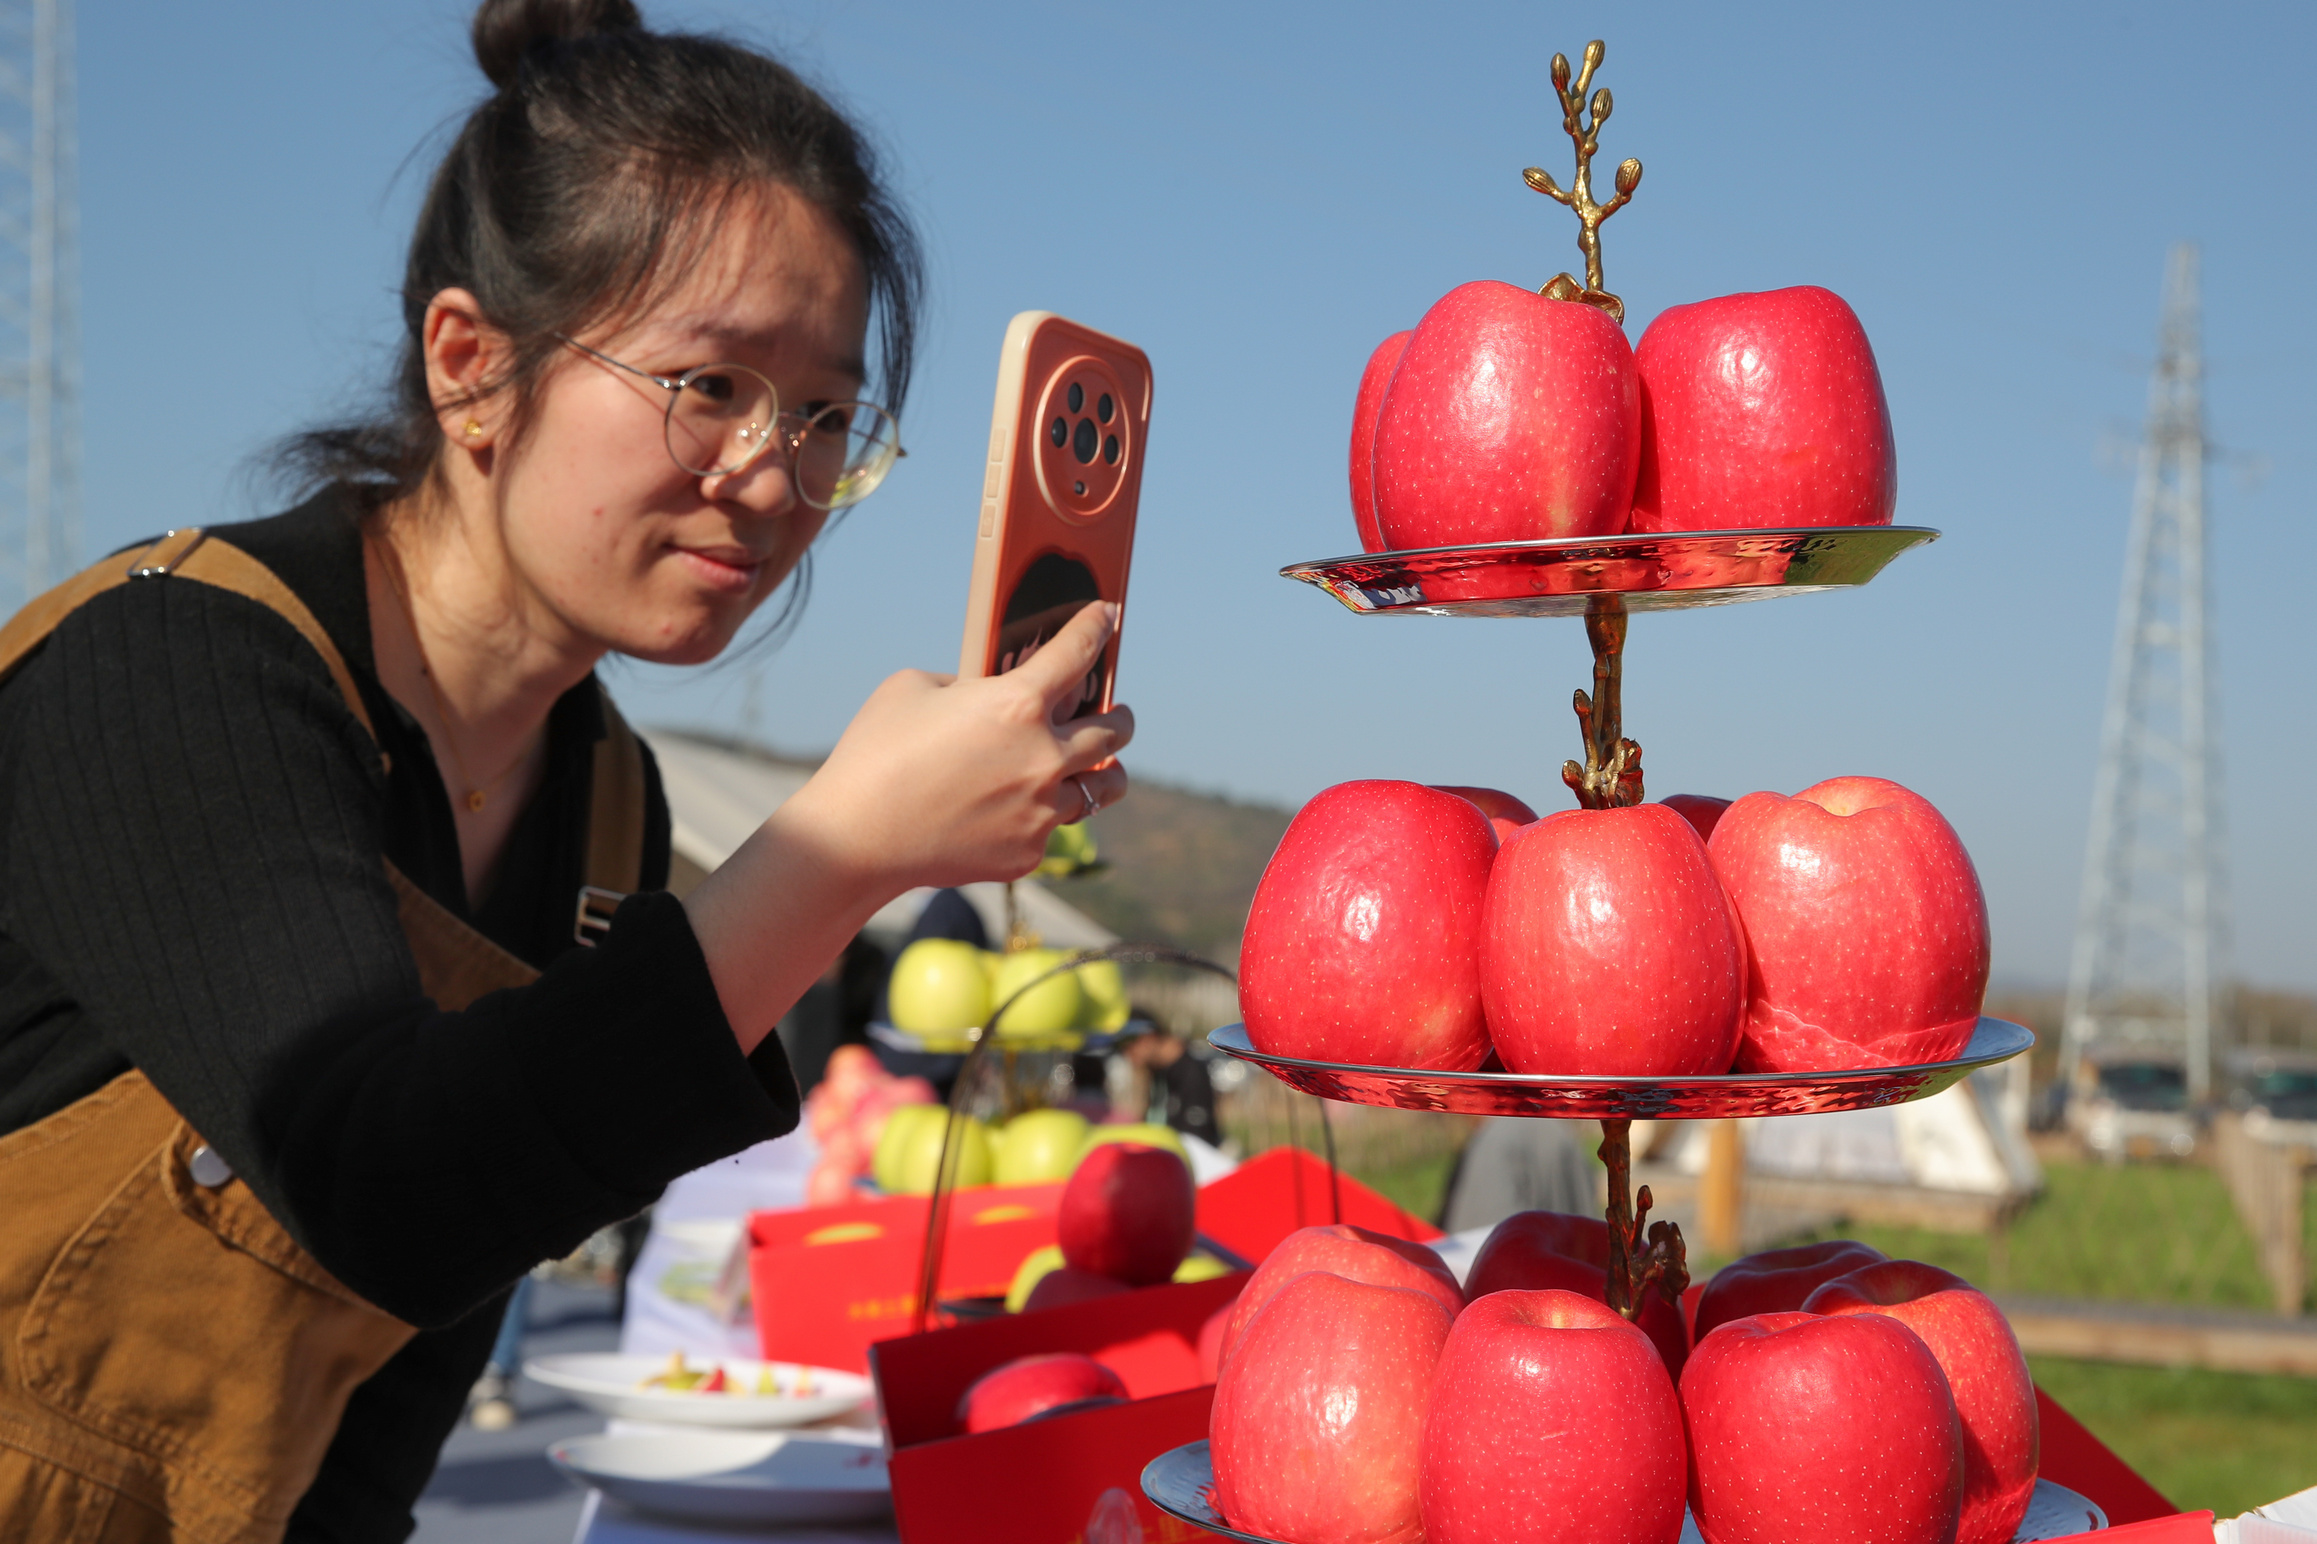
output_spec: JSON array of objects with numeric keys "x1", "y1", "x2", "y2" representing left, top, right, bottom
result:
[
  {"x1": 747, "y1": 1183, "x2": 1063, "y2": 1373},
  {"x1": 871, "y1": 1273, "x2": 1247, "y2": 1544},
  {"x1": 1194, "y1": 1145, "x2": 1441, "y2": 1264}
]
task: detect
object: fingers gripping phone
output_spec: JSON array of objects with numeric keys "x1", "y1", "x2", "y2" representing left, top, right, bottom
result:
[{"x1": 958, "y1": 312, "x2": 1151, "y2": 721}]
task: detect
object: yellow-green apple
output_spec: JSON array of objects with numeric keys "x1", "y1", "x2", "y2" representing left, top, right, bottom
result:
[
  {"x1": 1174, "y1": 1254, "x2": 1233, "y2": 1284},
  {"x1": 1211, "y1": 1270, "x2": 1455, "y2": 1544},
  {"x1": 1216, "y1": 1223, "x2": 1463, "y2": 1370},
  {"x1": 1058, "y1": 1143, "x2": 1196, "y2": 1286},
  {"x1": 1419, "y1": 1290, "x2": 1687, "y2": 1544},
  {"x1": 1432, "y1": 784, "x2": 1540, "y2": 843},
  {"x1": 1351, "y1": 330, "x2": 1414, "y2": 552},
  {"x1": 993, "y1": 1107, "x2": 1091, "y2": 1185},
  {"x1": 1658, "y1": 793, "x2": 1731, "y2": 844},
  {"x1": 1079, "y1": 1121, "x2": 1188, "y2": 1166},
  {"x1": 870, "y1": 1103, "x2": 946, "y2": 1192},
  {"x1": 1005, "y1": 1244, "x2": 1066, "y2": 1312},
  {"x1": 1241, "y1": 781, "x2": 1498, "y2": 1071},
  {"x1": 1805, "y1": 1261, "x2": 2038, "y2": 1544},
  {"x1": 957, "y1": 1352, "x2": 1128, "y2": 1433},
  {"x1": 881, "y1": 1110, "x2": 993, "y2": 1195},
  {"x1": 1692, "y1": 1240, "x2": 1886, "y2": 1344},
  {"x1": 1631, "y1": 285, "x2": 1896, "y2": 533},
  {"x1": 1681, "y1": 1311, "x2": 1962, "y2": 1544},
  {"x1": 1465, "y1": 1210, "x2": 1689, "y2": 1377},
  {"x1": 1023, "y1": 1264, "x2": 1131, "y2": 1313},
  {"x1": 888, "y1": 939, "x2": 994, "y2": 1035},
  {"x1": 990, "y1": 947, "x2": 1085, "y2": 1040},
  {"x1": 1372, "y1": 282, "x2": 1641, "y2": 548},
  {"x1": 1481, "y1": 805, "x2": 1746, "y2": 1076},
  {"x1": 1075, "y1": 957, "x2": 1131, "y2": 1032},
  {"x1": 1707, "y1": 777, "x2": 1989, "y2": 1071}
]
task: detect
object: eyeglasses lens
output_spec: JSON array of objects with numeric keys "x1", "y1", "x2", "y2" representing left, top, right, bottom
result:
[
  {"x1": 666, "y1": 364, "x2": 900, "y2": 508},
  {"x1": 667, "y1": 366, "x2": 778, "y2": 478},
  {"x1": 792, "y1": 402, "x2": 902, "y2": 510}
]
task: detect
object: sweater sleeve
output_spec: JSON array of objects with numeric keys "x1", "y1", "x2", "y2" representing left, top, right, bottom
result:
[{"x1": 0, "y1": 574, "x2": 799, "y2": 1327}]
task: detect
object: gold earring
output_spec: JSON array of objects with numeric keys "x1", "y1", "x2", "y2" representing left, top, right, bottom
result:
[{"x1": 463, "y1": 420, "x2": 484, "y2": 439}]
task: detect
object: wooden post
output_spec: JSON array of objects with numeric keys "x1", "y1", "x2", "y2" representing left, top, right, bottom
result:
[
  {"x1": 1702, "y1": 1118, "x2": 1746, "y2": 1258},
  {"x1": 2213, "y1": 1112, "x2": 2314, "y2": 1317}
]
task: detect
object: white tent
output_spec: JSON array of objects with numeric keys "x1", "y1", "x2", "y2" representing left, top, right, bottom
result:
[{"x1": 643, "y1": 728, "x2": 1116, "y2": 951}]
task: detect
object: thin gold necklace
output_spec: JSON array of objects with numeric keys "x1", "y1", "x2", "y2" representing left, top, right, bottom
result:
[{"x1": 374, "y1": 538, "x2": 534, "y2": 815}]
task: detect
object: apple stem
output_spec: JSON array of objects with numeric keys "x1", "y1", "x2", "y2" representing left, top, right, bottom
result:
[
  {"x1": 1523, "y1": 38, "x2": 1643, "y2": 325},
  {"x1": 1598, "y1": 1118, "x2": 1691, "y2": 1321},
  {"x1": 1561, "y1": 595, "x2": 1645, "y2": 809}
]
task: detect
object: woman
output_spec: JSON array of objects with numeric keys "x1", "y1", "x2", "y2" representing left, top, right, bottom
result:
[{"x1": 0, "y1": 1, "x2": 1130, "y2": 1538}]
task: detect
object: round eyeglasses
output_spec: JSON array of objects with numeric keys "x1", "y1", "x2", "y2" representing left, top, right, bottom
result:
[{"x1": 555, "y1": 335, "x2": 905, "y2": 510}]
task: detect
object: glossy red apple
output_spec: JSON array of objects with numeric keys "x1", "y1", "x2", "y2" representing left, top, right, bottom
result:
[
  {"x1": 1682, "y1": 1310, "x2": 1962, "y2": 1544},
  {"x1": 1371, "y1": 281, "x2": 1640, "y2": 549},
  {"x1": 1658, "y1": 793, "x2": 1731, "y2": 844},
  {"x1": 1432, "y1": 784, "x2": 1540, "y2": 843},
  {"x1": 1351, "y1": 330, "x2": 1414, "y2": 552},
  {"x1": 1420, "y1": 1290, "x2": 1687, "y2": 1544},
  {"x1": 1216, "y1": 1223, "x2": 1463, "y2": 1371},
  {"x1": 1211, "y1": 1270, "x2": 1454, "y2": 1544},
  {"x1": 1691, "y1": 1239, "x2": 1886, "y2": 1344},
  {"x1": 1707, "y1": 777, "x2": 1989, "y2": 1072},
  {"x1": 958, "y1": 1352, "x2": 1128, "y2": 1433},
  {"x1": 1464, "y1": 1210, "x2": 1688, "y2": 1377},
  {"x1": 1241, "y1": 781, "x2": 1498, "y2": 1071},
  {"x1": 1806, "y1": 1261, "x2": 2038, "y2": 1544},
  {"x1": 1481, "y1": 804, "x2": 1746, "y2": 1077},
  {"x1": 1057, "y1": 1142, "x2": 1195, "y2": 1287},
  {"x1": 1631, "y1": 285, "x2": 1895, "y2": 533}
]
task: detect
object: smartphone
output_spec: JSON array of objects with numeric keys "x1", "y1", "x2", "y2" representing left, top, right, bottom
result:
[{"x1": 958, "y1": 311, "x2": 1152, "y2": 723}]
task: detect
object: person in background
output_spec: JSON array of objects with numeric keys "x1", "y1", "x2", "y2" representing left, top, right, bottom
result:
[
  {"x1": 1126, "y1": 1021, "x2": 1222, "y2": 1148},
  {"x1": 1437, "y1": 1117, "x2": 1597, "y2": 1233}
]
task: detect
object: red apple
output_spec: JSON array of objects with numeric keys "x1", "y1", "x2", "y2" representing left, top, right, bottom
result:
[
  {"x1": 1805, "y1": 1262, "x2": 2038, "y2": 1544},
  {"x1": 1351, "y1": 330, "x2": 1414, "y2": 552},
  {"x1": 1692, "y1": 1240, "x2": 1886, "y2": 1344},
  {"x1": 1420, "y1": 1290, "x2": 1687, "y2": 1544},
  {"x1": 957, "y1": 1352, "x2": 1128, "y2": 1433},
  {"x1": 1432, "y1": 785, "x2": 1540, "y2": 843},
  {"x1": 1631, "y1": 285, "x2": 1896, "y2": 533},
  {"x1": 1682, "y1": 1311, "x2": 1962, "y2": 1544},
  {"x1": 1481, "y1": 804, "x2": 1746, "y2": 1077},
  {"x1": 1022, "y1": 1265, "x2": 1131, "y2": 1313},
  {"x1": 1464, "y1": 1210, "x2": 1688, "y2": 1377},
  {"x1": 1057, "y1": 1142, "x2": 1195, "y2": 1287},
  {"x1": 1241, "y1": 781, "x2": 1497, "y2": 1071},
  {"x1": 1217, "y1": 1223, "x2": 1464, "y2": 1370},
  {"x1": 1371, "y1": 281, "x2": 1640, "y2": 549},
  {"x1": 1658, "y1": 793, "x2": 1731, "y2": 844},
  {"x1": 1211, "y1": 1270, "x2": 1454, "y2": 1544},
  {"x1": 1707, "y1": 777, "x2": 1989, "y2": 1072}
]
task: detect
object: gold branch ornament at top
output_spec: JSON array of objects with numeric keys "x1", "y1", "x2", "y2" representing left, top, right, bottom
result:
[{"x1": 1523, "y1": 39, "x2": 1642, "y2": 326}]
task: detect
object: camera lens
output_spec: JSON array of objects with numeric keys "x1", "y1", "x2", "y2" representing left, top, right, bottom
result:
[
  {"x1": 1098, "y1": 393, "x2": 1114, "y2": 423},
  {"x1": 1072, "y1": 417, "x2": 1097, "y2": 464},
  {"x1": 1103, "y1": 435, "x2": 1120, "y2": 465},
  {"x1": 1067, "y1": 382, "x2": 1085, "y2": 413},
  {"x1": 1050, "y1": 416, "x2": 1067, "y2": 448}
]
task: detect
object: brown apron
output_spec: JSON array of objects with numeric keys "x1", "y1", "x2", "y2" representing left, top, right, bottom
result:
[{"x1": 0, "y1": 529, "x2": 647, "y2": 1543}]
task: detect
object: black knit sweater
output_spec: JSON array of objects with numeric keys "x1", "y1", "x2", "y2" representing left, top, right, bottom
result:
[{"x1": 0, "y1": 491, "x2": 801, "y2": 1541}]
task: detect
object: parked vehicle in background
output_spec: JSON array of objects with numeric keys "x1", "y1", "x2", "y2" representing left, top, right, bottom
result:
[
  {"x1": 2067, "y1": 1048, "x2": 2198, "y2": 1162},
  {"x1": 2224, "y1": 1047, "x2": 2317, "y2": 1142}
]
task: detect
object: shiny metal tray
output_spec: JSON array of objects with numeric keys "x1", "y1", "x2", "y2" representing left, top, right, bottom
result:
[
  {"x1": 1206, "y1": 1018, "x2": 2032, "y2": 1119},
  {"x1": 1282, "y1": 525, "x2": 1938, "y2": 617},
  {"x1": 1141, "y1": 1441, "x2": 2106, "y2": 1544}
]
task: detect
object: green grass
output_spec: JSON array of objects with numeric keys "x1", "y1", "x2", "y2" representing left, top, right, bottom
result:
[{"x1": 2028, "y1": 1356, "x2": 2317, "y2": 1517}]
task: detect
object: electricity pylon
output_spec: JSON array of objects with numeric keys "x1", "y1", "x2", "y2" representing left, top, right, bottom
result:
[
  {"x1": 2060, "y1": 244, "x2": 2231, "y2": 1103},
  {"x1": 0, "y1": 0, "x2": 81, "y2": 605}
]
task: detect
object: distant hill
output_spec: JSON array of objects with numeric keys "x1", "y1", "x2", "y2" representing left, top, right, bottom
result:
[{"x1": 1047, "y1": 779, "x2": 1294, "y2": 964}]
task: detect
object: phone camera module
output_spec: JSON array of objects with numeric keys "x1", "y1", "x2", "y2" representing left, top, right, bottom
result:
[
  {"x1": 1072, "y1": 417, "x2": 1098, "y2": 464},
  {"x1": 1098, "y1": 393, "x2": 1114, "y2": 424},
  {"x1": 1067, "y1": 382, "x2": 1085, "y2": 413},
  {"x1": 1049, "y1": 416, "x2": 1067, "y2": 448},
  {"x1": 1103, "y1": 434, "x2": 1120, "y2": 465}
]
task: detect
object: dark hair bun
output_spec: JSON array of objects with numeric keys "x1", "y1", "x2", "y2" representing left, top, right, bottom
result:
[{"x1": 472, "y1": 0, "x2": 643, "y2": 89}]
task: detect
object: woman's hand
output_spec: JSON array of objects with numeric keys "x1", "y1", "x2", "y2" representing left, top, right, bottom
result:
[
  {"x1": 794, "y1": 600, "x2": 1133, "y2": 892},
  {"x1": 681, "y1": 601, "x2": 1132, "y2": 1053}
]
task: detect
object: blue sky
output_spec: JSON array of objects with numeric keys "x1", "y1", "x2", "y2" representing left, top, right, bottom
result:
[{"x1": 76, "y1": 1, "x2": 2314, "y2": 990}]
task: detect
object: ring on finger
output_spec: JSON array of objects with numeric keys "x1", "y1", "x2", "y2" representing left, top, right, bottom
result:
[{"x1": 1073, "y1": 775, "x2": 1099, "y2": 820}]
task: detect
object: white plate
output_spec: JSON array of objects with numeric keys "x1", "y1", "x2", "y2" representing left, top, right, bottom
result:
[
  {"x1": 549, "y1": 1429, "x2": 890, "y2": 1526},
  {"x1": 526, "y1": 1353, "x2": 872, "y2": 1429}
]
